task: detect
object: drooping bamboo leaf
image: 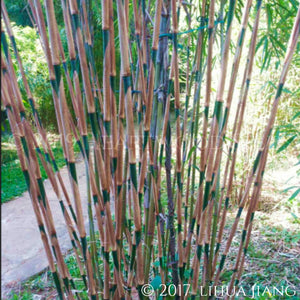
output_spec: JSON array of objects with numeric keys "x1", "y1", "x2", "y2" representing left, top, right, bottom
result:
[
  {"x1": 289, "y1": 187, "x2": 300, "y2": 201},
  {"x1": 291, "y1": 111, "x2": 300, "y2": 121},
  {"x1": 282, "y1": 185, "x2": 300, "y2": 193},
  {"x1": 276, "y1": 135, "x2": 296, "y2": 153}
]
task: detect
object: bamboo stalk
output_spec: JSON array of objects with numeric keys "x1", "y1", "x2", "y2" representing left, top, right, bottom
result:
[
  {"x1": 191, "y1": 0, "x2": 215, "y2": 296},
  {"x1": 116, "y1": 0, "x2": 146, "y2": 293},
  {"x1": 203, "y1": 0, "x2": 236, "y2": 289},
  {"x1": 210, "y1": 0, "x2": 255, "y2": 280},
  {"x1": 212, "y1": 7, "x2": 300, "y2": 290},
  {"x1": 2, "y1": 1, "x2": 299, "y2": 298}
]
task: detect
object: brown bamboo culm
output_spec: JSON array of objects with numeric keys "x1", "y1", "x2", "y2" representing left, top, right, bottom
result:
[{"x1": 1, "y1": 0, "x2": 299, "y2": 299}]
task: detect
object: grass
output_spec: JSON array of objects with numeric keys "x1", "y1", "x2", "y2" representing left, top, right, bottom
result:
[
  {"x1": 231, "y1": 207, "x2": 299, "y2": 300},
  {"x1": 1, "y1": 133, "x2": 80, "y2": 203},
  {"x1": 7, "y1": 271, "x2": 56, "y2": 300}
]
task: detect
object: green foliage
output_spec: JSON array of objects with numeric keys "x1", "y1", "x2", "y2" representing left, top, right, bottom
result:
[
  {"x1": 256, "y1": 0, "x2": 299, "y2": 71},
  {"x1": 273, "y1": 110, "x2": 300, "y2": 154},
  {"x1": 1, "y1": 135, "x2": 19, "y2": 164},
  {"x1": 1, "y1": 159, "x2": 27, "y2": 202},
  {"x1": 282, "y1": 183, "x2": 300, "y2": 202},
  {"x1": 8, "y1": 291, "x2": 33, "y2": 300},
  {"x1": 5, "y1": 0, "x2": 64, "y2": 27},
  {"x1": 4, "y1": 0, "x2": 32, "y2": 27},
  {"x1": 1, "y1": 134, "x2": 80, "y2": 203},
  {"x1": 150, "y1": 275, "x2": 162, "y2": 290},
  {"x1": 7, "y1": 270, "x2": 55, "y2": 300},
  {"x1": 11, "y1": 23, "x2": 58, "y2": 131},
  {"x1": 273, "y1": 107, "x2": 300, "y2": 204}
]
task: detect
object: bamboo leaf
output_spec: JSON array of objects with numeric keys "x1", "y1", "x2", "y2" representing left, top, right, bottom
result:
[
  {"x1": 192, "y1": 164, "x2": 200, "y2": 173},
  {"x1": 268, "y1": 81, "x2": 277, "y2": 89},
  {"x1": 266, "y1": 4, "x2": 272, "y2": 31},
  {"x1": 224, "y1": 136, "x2": 234, "y2": 143},
  {"x1": 273, "y1": 127, "x2": 280, "y2": 149},
  {"x1": 255, "y1": 36, "x2": 266, "y2": 53},
  {"x1": 282, "y1": 87, "x2": 292, "y2": 94},
  {"x1": 282, "y1": 185, "x2": 300, "y2": 193},
  {"x1": 186, "y1": 145, "x2": 196, "y2": 163},
  {"x1": 291, "y1": 213, "x2": 299, "y2": 221},
  {"x1": 291, "y1": 111, "x2": 300, "y2": 121},
  {"x1": 289, "y1": 188, "x2": 300, "y2": 201},
  {"x1": 150, "y1": 275, "x2": 162, "y2": 290},
  {"x1": 276, "y1": 135, "x2": 296, "y2": 153}
]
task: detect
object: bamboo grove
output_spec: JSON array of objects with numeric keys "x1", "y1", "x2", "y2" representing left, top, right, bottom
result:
[{"x1": 1, "y1": 0, "x2": 299, "y2": 299}]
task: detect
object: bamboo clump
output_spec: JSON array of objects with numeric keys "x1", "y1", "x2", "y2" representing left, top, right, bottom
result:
[{"x1": 1, "y1": 0, "x2": 299, "y2": 299}]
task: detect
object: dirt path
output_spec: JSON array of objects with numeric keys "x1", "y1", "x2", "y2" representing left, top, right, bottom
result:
[{"x1": 1, "y1": 159, "x2": 89, "y2": 297}]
